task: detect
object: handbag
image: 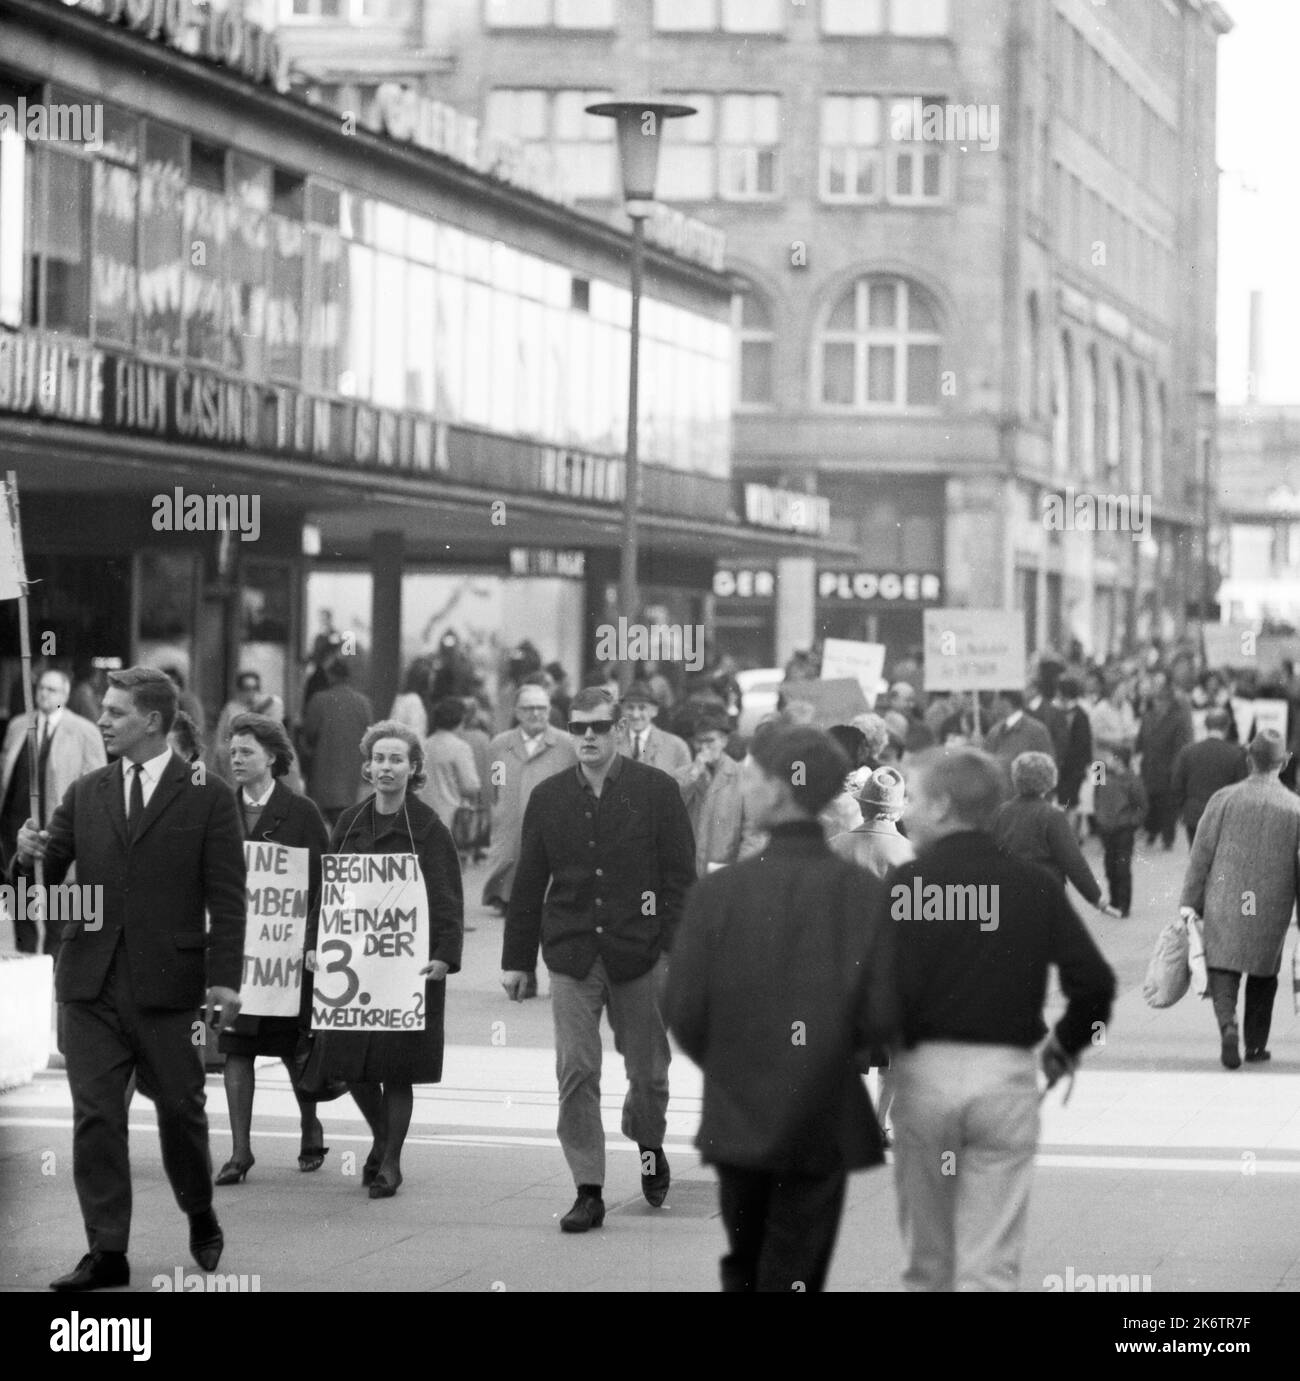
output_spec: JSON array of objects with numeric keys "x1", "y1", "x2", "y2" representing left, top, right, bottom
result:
[
  {"x1": 291, "y1": 1030, "x2": 349, "y2": 1102},
  {"x1": 1142, "y1": 912, "x2": 1202, "y2": 1008}
]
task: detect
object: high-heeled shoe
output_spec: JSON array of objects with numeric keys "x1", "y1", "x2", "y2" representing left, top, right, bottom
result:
[
  {"x1": 361, "y1": 1147, "x2": 385, "y2": 1187},
  {"x1": 297, "y1": 1145, "x2": 329, "y2": 1173},
  {"x1": 215, "y1": 1155, "x2": 254, "y2": 1186},
  {"x1": 368, "y1": 1169, "x2": 402, "y2": 1199}
]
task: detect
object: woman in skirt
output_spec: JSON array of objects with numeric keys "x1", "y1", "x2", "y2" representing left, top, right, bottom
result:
[
  {"x1": 314, "y1": 720, "x2": 464, "y2": 1199},
  {"x1": 216, "y1": 714, "x2": 331, "y2": 1183}
]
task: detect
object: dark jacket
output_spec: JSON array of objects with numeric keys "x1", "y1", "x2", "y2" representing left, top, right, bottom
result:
[
  {"x1": 1026, "y1": 696, "x2": 1068, "y2": 765},
  {"x1": 1056, "y1": 704, "x2": 1093, "y2": 806},
  {"x1": 892, "y1": 830, "x2": 1115, "y2": 1057},
  {"x1": 299, "y1": 684, "x2": 375, "y2": 811},
  {"x1": 984, "y1": 714, "x2": 1055, "y2": 777},
  {"x1": 504, "y1": 754, "x2": 696, "y2": 982},
  {"x1": 1136, "y1": 696, "x2": 1194, "y2": 792},
  {"x1": 28, "y1": 754, "x2": 246, "y2": 1009},
  {"x1": 992, "y1": 796, "x2": 1102, "y2": 906},
  {"x1": 1170, "y1": 737, "x2": 1248, "y2": 834},
  {"x1": 1092, "y1": 765, "x2": 1147, "y2": 833},
  {"x1": 665, "y1": 819, "x2": 897, "y2": 1174}
]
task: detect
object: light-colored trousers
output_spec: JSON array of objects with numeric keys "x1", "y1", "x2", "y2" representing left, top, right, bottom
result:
[
  {"x1": 550, "y1": 957, "x2": 670, "y2": 1188},
  {"x1": 892, "y1": 1042, "x2": 1040, "y2": 1292}
]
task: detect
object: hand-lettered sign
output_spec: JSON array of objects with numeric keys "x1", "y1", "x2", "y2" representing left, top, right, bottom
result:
[
  {"x1": 312, "y1": 853, "x2": 429, "y2": 1032},
  {"x1": 239, "y1": 843, "x2": 309, "y2": 1018}
]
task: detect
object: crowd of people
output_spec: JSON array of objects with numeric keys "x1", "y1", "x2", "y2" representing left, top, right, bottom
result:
[{"x1": 5, "y1": 624, "x2": 1300, "y2": 1294}]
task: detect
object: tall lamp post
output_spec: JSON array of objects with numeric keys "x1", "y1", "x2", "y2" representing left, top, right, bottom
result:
[
  {"x1": 586, "y1": 101, "x2": 695, "y2": 690},
  {"x1": 1196, "y1": 384, "x2": 1217, "y2": 629}
]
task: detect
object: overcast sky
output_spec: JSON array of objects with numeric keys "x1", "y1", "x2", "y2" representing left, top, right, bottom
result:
[{"x1": 1216, "y1": 0, "x2": 1299, "y2": 404}]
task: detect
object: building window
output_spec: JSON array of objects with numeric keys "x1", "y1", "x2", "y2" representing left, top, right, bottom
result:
[
  {"x1": 1080, "y1": 344, "x2": 1098, "y2": 478},
  {"x1": 886, "y1": 96, "x2": 947, "y2": 203},
  {"x1": 718, "y1": 94, "x2": 781, "y2": 200},
  {"x1": 1132, "y1": 372, "x2": 1148, "y2": 493},
  {"x1": 1106, "y1": 359, "x2": 1124, "y2": 473},
  {"x1": 659, "y1": 94, "x2": 715, "y2": 200},
  {"x1": 1053, "y1": 332, "x2": 1073, "y2": 478},
  {"x1": 1025, "y1": 291, "x2": 1040, "y2": 418},
  {"x1": 1150, "y1": 383, "x2": 1165, "y2": 497},
  {"x1": 734, "y1": 283, "x2": 774, "y2": 407},
  {"x1": 484, "y1": 88, "x2": 614, "y2": 200},
  {"x1": 822, "y1": 0, "x2": 948, "y2": 35},
  {"x1": 819, "y1": 275, "x2": 942, "y2": 410},
  {"x1": 486, "y1": 0, "x2": 614, "y2": 26},
  {"x1": 819, "y1": 97, "x2": 882, "y2": 203},
  {"x1": 285, "y1": 0, "x2": 413, "y2": 20},
  {"x1": 654, "y1": 0, "x2": 785, "y2": 32}
]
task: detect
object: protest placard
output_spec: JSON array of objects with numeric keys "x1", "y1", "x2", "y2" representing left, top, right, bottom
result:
[
  {"x1": 778, "y1": 678, "x2": 870, "y2": 727},
  {"x1": 239, "y1": 843, "x2": 310, "y2": 1019},
  {"x1": 1201, "y1": 623, "x2": 1256, "y2": 671},
  {"x1": 312, "y1": 853, "x2": 428, "y2": 1032},
  {"x1": 820, "y1": 639, "x2": 886, "y2": 706},
  {"x1": 922, "y1": 609, "x2": 1026, "y2": 692}
]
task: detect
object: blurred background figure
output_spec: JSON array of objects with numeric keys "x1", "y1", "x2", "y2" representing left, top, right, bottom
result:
[
  {"x1": 389, "y1": 659, "x2": 432, "y2": 740},
  {"x1": 299, "y1": 657, "x2": 374, "y2": 828},
  {"x1": 167, "y1": 711, "x2": 205, "y2": 766},
  {"x1": 456, "y1": 698, "x2": 493, "y2": 863},
  {"x1": 213, "y1": 671, "x2": 285, "y2": 784},
  {"x1": 420, "y1": 697, "x2": 481, "y2": 868}
]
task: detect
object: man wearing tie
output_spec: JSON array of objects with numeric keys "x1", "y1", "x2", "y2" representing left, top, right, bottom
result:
[
  {"x1": 1, "y1": 669, "x2": 106, "y2": 951},
  {"x1": 617, "y1": 682, "x2": 691, "y2": 773},
  {"x1": 13, "y1": 666, "x2": 246, "y2": 1292}
]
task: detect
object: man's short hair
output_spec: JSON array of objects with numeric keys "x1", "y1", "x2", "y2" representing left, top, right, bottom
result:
[
  {"x1": 515, "y1": 682, "x2": 551, "y2": 706},
  {"x1": 1058, "y1": 675, "x2": 1081, "y2": 699},
  {"x1": 750, "y1": 726, "x2": 850, "y2": 817},
  {"x1": 827, "y1": 724, "x2": 867, "y2": 766},
  {"x1": 911, "y1": 747, "x2": 1007, "y2": 828},
  {"x1": 568, "y1": 686, "x2": 622, "y2": 722},
  {"x1": 431, "y1": 696, "x2": 466, "y2": 731},
  {"x1": 37, "y1": 668, "x2": 71, "y2": 692},
  {"x1": 1247, "y1": 728, "x2": 1287, "y2": 771},
  {"x1": 108, "y1": 666, "x2": 178, "y2": 734},
  {"x1": 325, "y1": 656, "x2": 349, "y2": 684}
]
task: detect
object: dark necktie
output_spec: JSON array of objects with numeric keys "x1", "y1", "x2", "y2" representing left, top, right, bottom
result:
[
  {"x1": 128, "y1": 764, "x2": 144, "y2": 836},
  {"x1": 633, "y1": 734, "x2": 643, "y2": 761}
]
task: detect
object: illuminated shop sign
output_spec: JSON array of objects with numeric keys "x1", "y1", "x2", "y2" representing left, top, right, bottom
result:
[
  {"x1": 509, "y1": 548, "x2": 586, "y2": 578},
  {"x1": 59, "y1": 0, "x2": 291, "y2": 94}
]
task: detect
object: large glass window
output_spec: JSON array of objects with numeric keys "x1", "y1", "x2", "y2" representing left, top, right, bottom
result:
[
  {"x1": 464, "y1": 280, "x2": 493, "y2": 426},
  {"x1": 27, "y1": 149, "x2": 92, "y2": 336},
  {"x1": 405, "y1": 260, "x2": 436, "y2": 412},
  {"x1": 137, "y1": 123, "x2": 186, "y2": 357},
  {"x1": 887, "y1": 96, "x2": 946, "y2": 203},
  {"x1": 819, "y1": 275, "x2": 942, "y2": 410},
  {"x1": 267, "y1": 214, "x2": 304, "y2": 381},
  {"x1": 227, "y1": 156, "x2": 269, "y2": 375},
  {"x1": 92, "y1": 160, "x2": 138, "y2": 345},
  {"x1": 1053, "y1": 332, "x2": 1073, "y2": 478},
  {"x1": 340, "y1": 240, "x2": 373, "y2": 398},
  {"x1": 372, "y1": 249, "x2": 407, "y2": 408},
  {"x1": 484, "y1": 88, "x2": 613, "y2": 200},
  {"x1": 182, "y1": 185, "x2": 227, "y2": 365}
]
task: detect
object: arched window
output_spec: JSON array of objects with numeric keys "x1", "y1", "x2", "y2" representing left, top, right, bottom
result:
[
  {"x1": 1106, "y1": 359, "x2": 1124, "y2": 473},
  {"x1": 733, "y1": 281, "x2": 774, "y2": 407},
  {"x1": 1132, "y1": 372, "x2": 1148, "y2": 492},
  {"x1": 819, "y1": 274, "x2": 942, "y2": 410},
  {"x1": 1025, "y1": 291, "x2": 1041, "y2": 417},
  {"x1": 1080, "y1": 344, "x2": 1099, "y2": 478},
  {"x1": 1052, "y1": 331, "x2": 1073, "y2": 477}
]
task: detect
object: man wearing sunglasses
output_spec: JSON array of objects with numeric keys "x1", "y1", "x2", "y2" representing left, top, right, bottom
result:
[{"x1": 503, "y1": 687, "x2": 696, "y2": 1233}]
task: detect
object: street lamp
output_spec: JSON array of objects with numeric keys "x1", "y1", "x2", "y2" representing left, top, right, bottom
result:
[
  {"x1": 586, "y1": 100, "x2": 695, "y2": 690},
  {"x1": 1196, "y1": 384, "x2": 1217, "y2": 629}
]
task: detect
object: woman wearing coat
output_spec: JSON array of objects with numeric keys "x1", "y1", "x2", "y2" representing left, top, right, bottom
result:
[
  {"x1": 216, "y1": 714, "x2": 331, "y2": 1184},
  {"x1": 315, "y1": 720, "x2": 464, "y2": 1198},
  {"x1": 1179, "y1": 729, "x2": 1300, "y2": 1069}
]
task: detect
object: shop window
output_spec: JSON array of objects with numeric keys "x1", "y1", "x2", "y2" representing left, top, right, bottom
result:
[
  {"x1": 138, "y1": 123, "x2": 186, "y2": 357},
  {"x1": 26, "y1": 148, "x2": 92, "y2": 336}
]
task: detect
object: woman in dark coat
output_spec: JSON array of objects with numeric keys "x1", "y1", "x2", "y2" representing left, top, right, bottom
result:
[
  {"x1": 216, "y1": 714, "x2": 331, "y2": 1183},
  {"x1": 315, "y1": 719, "x2": 464, "y2": 1199}
]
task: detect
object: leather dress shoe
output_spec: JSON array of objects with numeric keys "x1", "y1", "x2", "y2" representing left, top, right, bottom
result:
[
  {"x1": 1220, "y1": 1026, "x2": 1242, "y2": 1070},
  {"x1": 189, "y1": 1209, "x2": 224, "y2": 1272},
  {"x1": 639, "y1": 1145, "x2": 670, "y2": 1207},
  {"x1": 1245, "y1": 1048, "x2": 1272, "y2": 1063},
  {"x1": 560, "y1": 1192, "x2": 605, "y2": 1233},
  {"x1": 50, "y1": 1250, "x2": 130, "y2": 1292}
]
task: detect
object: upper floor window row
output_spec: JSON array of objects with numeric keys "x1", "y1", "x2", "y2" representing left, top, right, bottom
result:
[{"x1": 480, "y1": 0, "x2": 949, "y2": 35}]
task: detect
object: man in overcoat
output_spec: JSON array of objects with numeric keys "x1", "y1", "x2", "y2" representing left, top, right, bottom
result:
[{"x1": 1180, "y1": 729, "x2": 1300, "y2": 1068}]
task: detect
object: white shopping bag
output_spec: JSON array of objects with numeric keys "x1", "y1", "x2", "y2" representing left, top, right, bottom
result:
[{"x1": 1187, "y1": 915, "x2": 1208, "y2": 999}]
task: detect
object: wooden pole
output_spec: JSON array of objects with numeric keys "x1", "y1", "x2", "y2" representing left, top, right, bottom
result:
[
  {"x1": 970, "y1": 688, "x2": 984, "y2": 747},
  {"x1": 5, "y1": 472, "x2": 46, "y2": 944}
]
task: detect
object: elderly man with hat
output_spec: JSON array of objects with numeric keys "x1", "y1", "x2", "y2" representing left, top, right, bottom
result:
[
  {"x1": 1180, "y1": 729, "x2": 1300, "y2": 1069},
  {"x1": 618, "y1": 681, "x2": 692, "y2": 773}
]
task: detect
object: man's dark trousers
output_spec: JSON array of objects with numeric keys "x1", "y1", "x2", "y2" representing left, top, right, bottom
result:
[
  {"x1": 1144, "y1": 790, "x2": 1177, "y2": 848},
  {"x1": 1207, "y1": 968, "x2": 1278, "y2": 1054},
  {"x1": 61, "y1": 936, "x2": 213, "y2": 1253},
  {"x1": 715, "y1": 1165, "x2": 847, "y2": 1292},
  {"x1": 1099, "y1": 827, "x2": 1135, "y2": 916}
]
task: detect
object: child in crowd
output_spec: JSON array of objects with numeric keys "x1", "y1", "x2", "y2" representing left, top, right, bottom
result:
[{"x1": 1091, "y1": 746, "x2": 1147, "y2": 919}]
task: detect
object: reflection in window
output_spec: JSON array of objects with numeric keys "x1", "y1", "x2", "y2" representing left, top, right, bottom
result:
[
  {"x1": 28, "y1": 150, "x2": 92, "y2": 336},
  {"x1": 819, "y1": 275, "x2": 942, "y2": 409},
  {"x1": 303, "y1": 227, "x2": 340, "y2": 390},
  {"x1": 340, "y1": 240, "x2": 373, "y2": 398},
  {"x1": 464, "y1": 281, "x2": 492, "y2": 426},
  {"x1": 183, "y1": 186, "x2": 226, "y2": 364},
  {"x1": 435, "y1": 268, "x2": 464, "y2": 421},
  {"x1": 266, "y1": 216, "x2": 303, "y2": 380},
  {"x1": 406, "y1": 260, "x2": 435, "y2": 412},
  {"x1": 92, "y1": 161, "x2": 137, "y2": 344},
  {"x1": 371, "y1": 250, "x2": 406, "y2": 408}
]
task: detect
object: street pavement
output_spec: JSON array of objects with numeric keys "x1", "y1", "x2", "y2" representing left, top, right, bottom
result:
[{"x1": 3, "y1": 833, "x2": 1300, "y2": 1294}]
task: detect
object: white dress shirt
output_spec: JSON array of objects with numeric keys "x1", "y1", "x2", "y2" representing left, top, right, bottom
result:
[
  {"x1": 123, "y1": 747, "x2": 174, "y2": 813},
  {"x1": 242, "y1": 779, "x2": 276, "y2": 810}
]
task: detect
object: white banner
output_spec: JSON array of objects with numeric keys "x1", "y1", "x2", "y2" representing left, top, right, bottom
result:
[
  {"x1": 923, "y1": 609, "x2": 1026, "y2": 692},
  {"x1": 312, "y1": 853, "x2": 428, "y2": 1032},
  {"x1": 0, "y1": 480, "x2": 23, "y2": 601},
  {"x1": 820, "y1": 638, "x2": 886, "y2": 706},
  {"x1": 239, "y1": 843, "x2": 310, "y2": 1018}
]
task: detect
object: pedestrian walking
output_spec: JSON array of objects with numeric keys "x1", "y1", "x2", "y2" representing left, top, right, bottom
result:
[
  {"x1": 14, "y1": 667, "x2": 246, "y2": 1291},
  {"x1": 388, "y1": 660, "x2": 432, "y2": 740},
  {"x1": 1170, "y1": 707, "x2": 1248, "y2": 845},
  {"x1": 673, "y1": 706, "x2": 763, "y2": 875},
  {"x1": 315, "y1": 721, "x2": 464, "y2": 1197},
  {"x1": 666, "y1": 726, "x2": 897, "y2": 1292},
  {"x1": 891, "y1": 748, "x2": 1116, "y2": 1291},
  {"x1": 211, "y1": 670, "x2": 285, "y2": 784},
  {"x1": 1136, "y1": 671, "x2": 1193, "y2": 849},
  {"x1": 618, "y1": 681, "x2": 692, "y2": 772},
  {"x1": 298, "y1": 658, "x2": 375, "y2": 828},
  {"x1": 983, "y1": 690, "x2": 1055, "y2": 781},
  {"x1": 992, "y1": 752, "x2": 1116, "y2": 914},
  {"x1": 481, "y1": 682, "x2": 578, "y2": 922},
  {"x1": 1055, "y1": 676, "x2": 1094, "y2": 834},
  {"x1": 419, "y1": 697, "x2": 482, "y2": 843},
  {"x1": 215, "y1": 714, "x2": 331, "y2": 1183},
  {"x1": 1091, "y1": 746, "x2": 1146, "y2": 918},
  {"x1": 1179, "y1": 729, "x2": 1300, "y2": 1069},
  {"x1": 456, "y1": 698, "x2": 493, "y2": 861},
  {"x1": 502, "y1": 687, "x2": 696, "y2": 1232}
]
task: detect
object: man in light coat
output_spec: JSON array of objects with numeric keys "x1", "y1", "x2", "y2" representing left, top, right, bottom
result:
[
  {"x1": 618, "y1": 682, "x2": 692, "y2": 773},
  {"x1": 674, "y1": 708, "x2": 763, "y2": 876},
  {"x1": 1, "y1": 668, "x2": 106, "y2": 950},
  {"x1": 482, "y1": 682, "x2": 578, "y2": 915},
  {"x1": 1179, "y1": 729, "x2": 1300, "y2": 1069}
]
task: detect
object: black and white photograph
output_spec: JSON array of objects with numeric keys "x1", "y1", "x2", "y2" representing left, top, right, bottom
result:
[{"x1": 0, "y1": 0, "x2": 1295, "y2": 1349}]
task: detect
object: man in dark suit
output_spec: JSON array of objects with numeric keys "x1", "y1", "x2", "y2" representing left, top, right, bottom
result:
[
  {"x1": 1170, "y1": 707, "x2": 1249, "y2": 845},
  {"x1": 14, "y1": 666, "x2": 245, "y2": 1291},
  {"x1": 666, "y1": 725, "x2": 898, "y2": 1292},
  {"x1": 502, "y1": 686, "x2": 696, "y2": 1233}
]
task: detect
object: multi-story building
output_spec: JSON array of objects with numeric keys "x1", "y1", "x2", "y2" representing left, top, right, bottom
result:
[
  {"x1": 274, "y1": 0, "x2": 1231, "y2": 670},
  {"x1": 0, "y1": 0, "x2": 847, "y2": 727}
]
